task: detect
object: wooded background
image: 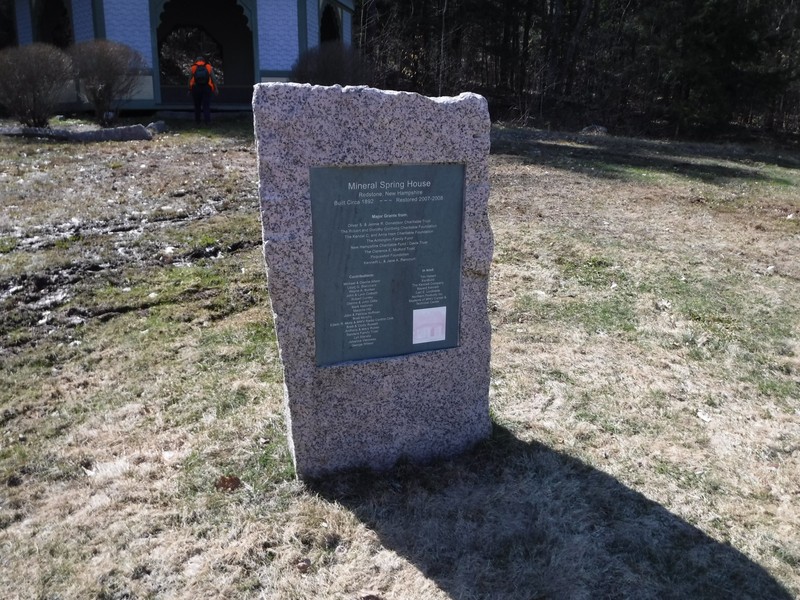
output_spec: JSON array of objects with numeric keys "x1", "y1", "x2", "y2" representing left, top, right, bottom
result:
[
  {"x1": 354, "y1": 0, "x2": 800, "y2": 137},
  {"x1": 1, "y1": 0, "x2": 798, "y2": 137}
]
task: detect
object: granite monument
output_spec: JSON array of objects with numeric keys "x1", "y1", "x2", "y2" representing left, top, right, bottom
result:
[{"x1": 253, "y1": 83, "x2": 492, "y2": 478}]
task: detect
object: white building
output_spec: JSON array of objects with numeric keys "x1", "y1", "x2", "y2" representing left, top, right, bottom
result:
[{"x1": 10, "y1": 0, "x2": 354, "y2": 108}]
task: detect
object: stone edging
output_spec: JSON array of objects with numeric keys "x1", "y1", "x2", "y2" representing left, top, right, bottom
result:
[{"x1": 0, "y1": 122, "x2": 168, "y2": 142}]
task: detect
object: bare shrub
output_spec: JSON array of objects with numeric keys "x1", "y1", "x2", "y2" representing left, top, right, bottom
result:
[
  {"x1": 0, "y1": 43, "x2": 72, "y2": 127},
  {"x1": 70, "y1": 40, "x2": 145, "y2": 127},
  {"x1": 290, "y1": 41, "x2": 373, "y2": 87}
]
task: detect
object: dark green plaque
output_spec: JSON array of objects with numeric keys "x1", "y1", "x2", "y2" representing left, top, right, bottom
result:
[{"x1": 311, "y1": 163, "x2": 465, "y2": 366}]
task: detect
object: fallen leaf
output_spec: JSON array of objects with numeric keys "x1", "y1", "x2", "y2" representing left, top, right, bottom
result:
[
  {"x1": 696, "y1": 410, "x2": 711, "y2": 423},
  {"x1": 214, "y1": 475, "x2": 242, "y2": 492}
]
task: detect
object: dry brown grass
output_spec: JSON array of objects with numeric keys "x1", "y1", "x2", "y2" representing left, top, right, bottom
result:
[{"x1": 1, "y1": 118, "x2": 798, "y2": 599}]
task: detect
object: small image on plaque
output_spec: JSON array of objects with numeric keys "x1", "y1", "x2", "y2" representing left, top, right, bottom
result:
[{"x1": 413, "y1": 306, "x2": 447, "y2": 344}]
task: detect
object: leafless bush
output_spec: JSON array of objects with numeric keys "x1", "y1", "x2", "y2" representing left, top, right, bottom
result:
[
  {"x1": 0, "y1": 43, "x2": 72, "y2": 127},
  {"x1": 290, "y1": 41, "x2": 374, "y2": 87},
  {"x1": 70, "y1": 40, "x2": 145, "y2": 127}
]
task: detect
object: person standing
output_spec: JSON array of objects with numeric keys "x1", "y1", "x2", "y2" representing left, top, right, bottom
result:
[{"x1": 189, "y1": 56, "x2": 217, "y2": 124}]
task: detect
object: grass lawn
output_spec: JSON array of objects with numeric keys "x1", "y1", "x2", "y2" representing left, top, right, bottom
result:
[{"x1": 1, "y1": 117, "x2": 798, "y2": 599}]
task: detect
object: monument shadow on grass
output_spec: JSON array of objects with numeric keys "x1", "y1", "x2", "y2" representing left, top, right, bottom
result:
[{"x1": 311, "y1": 424, "x2": 792, "y2": 600}]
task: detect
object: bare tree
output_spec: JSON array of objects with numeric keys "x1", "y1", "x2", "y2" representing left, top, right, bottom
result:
[
  {"x1": 0, "y1": 43, "x2": 72, "y2": 127},
  {"x1": 290, "y1": 41, "x2": 374, "y2": 86},
  {"x1": 70, "y1": 40, "x2": 145, "y2": 127}
]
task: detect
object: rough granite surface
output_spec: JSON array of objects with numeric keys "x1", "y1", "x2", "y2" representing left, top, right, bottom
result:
[{"x1": 253, "y1": 83, "x2": 492, "y2": 478}]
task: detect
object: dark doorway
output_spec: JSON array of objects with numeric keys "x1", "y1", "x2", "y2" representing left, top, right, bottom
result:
[
  {"x1": 0, "y1": 0, "x2": 17, "y2": 49},
  {"x1": 320, "y1": 4, "x2": 341, "y2": 43},
  {"x1": 160, "y1": 27, "x2": 224, "y2": 86},
  {"x1": 156, "y1": 0, "x2": 254, "y2": 105},
  {"x1": 33, "y1": 0, "x2": 72, "y2": 48}
]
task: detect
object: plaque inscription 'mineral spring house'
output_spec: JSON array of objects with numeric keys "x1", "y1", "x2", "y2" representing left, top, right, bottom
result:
[{"x1": 311, "y1": 163, "x2": 465, "y2": 366}]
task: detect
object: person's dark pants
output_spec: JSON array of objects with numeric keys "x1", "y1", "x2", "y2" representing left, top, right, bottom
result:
[{"x1": 192, "y1": 86, "x2": 212, "y2": 124}]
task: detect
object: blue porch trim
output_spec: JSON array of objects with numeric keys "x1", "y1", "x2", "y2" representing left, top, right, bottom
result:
[
  {"x1": 91, "y1": 0, "x2": 106, "y2": 39},
  {"x1": 297, "y1": 0, "x2": 307, "y2": 53},
  {"x1": 260, "y1": 69, "x2": 291, "y2": 79}
]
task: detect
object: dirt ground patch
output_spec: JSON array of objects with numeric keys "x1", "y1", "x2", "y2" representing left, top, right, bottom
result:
[{"x1": 1, "y1": 118, "x2": 798, "y2": 599}]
